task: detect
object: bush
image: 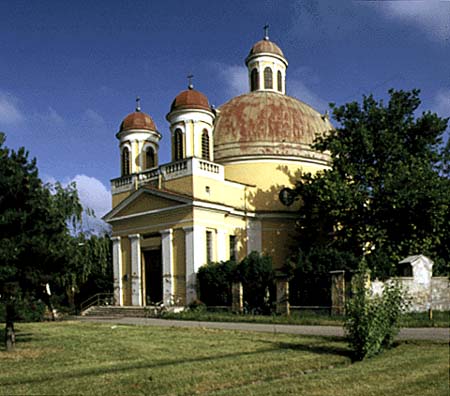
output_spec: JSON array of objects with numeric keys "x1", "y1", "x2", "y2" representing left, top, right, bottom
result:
[
  {"x1": 344, "y1": 264, "x2": 409, "y2": 360},
  {"x1": 0, "y1": 297, "x2": 47, "y2": 323},
  {"x1": 236, "y1": 251, "x2": 274, "y2": 313},
  {"x1": 197, "y1": 260, "x2": 237, "y2": 306}
]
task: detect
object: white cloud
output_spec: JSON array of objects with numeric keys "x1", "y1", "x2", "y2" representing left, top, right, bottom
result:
[
  {"x1": 0, "y1": 92, "x2": 24, "y2": 125},
  {"x1": 287, "y1": 79, "x2": 329, "y2": 114},
  {"x1": 82, "y1": 109, "x2": 107, "y2": 128},
  {"x1": 433, "y1": 89, "x2": 450, "y2": 118},
  {"x1": 369, "y1": 0, "x2": 450, "y2": 42},
  {"x1": 215, "y1": 63, "x2": 248, "y2": 98},
  {"x1": 71, "y1": 174, "x2": 111, "y2": 217},
  {"x1": 36, "y1": 106, "x2": 65, "y2": 129}
]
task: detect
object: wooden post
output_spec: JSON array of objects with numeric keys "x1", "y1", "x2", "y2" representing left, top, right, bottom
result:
[
  {"x1": 330, "y1": 270, "x2": 345, "y2": 315},
  {"x1": 231, "y1": 282, "x2": 243, "y2": 314}
]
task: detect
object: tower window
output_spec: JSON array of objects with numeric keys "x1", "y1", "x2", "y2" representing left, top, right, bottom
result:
[
  {"x1": 145, "y1": 147, "x2": 155, "y2": 169},
  {"x1": 174, "y1": 129, "x2": 184, "y2": 161},
  {"x1": 251, "y1": 68, "x2": 259, "y2": 91},
  {"x1": 229, "y1": 235, "x2": 236, "y2": 262},
  {"x1": 277, "y1": 70, "x2": 282, "y2": 92},
  {"x1": 122, "y1": 147, "x2": 130, "y2": 176},
  {"x1": 201, "y1": 129, "x2": 210, "y2": 160},
  {"x1": 264, "y1": 67, "x2": 273, "y2": 89}
]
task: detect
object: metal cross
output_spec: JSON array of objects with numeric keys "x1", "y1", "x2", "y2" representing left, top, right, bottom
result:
[
  {"x1": 264, "y1": 24, "x2": 269, "y2": 40},
  {"x1": 187, "y1": 74, "x2": 194, "y2": 89},
  {"x1": 135, "y1": 96, "x2": 141, "y2": 112}
]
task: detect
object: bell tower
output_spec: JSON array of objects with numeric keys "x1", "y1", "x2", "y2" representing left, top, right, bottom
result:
[
  {"x1": 116, "y1": 98, "x2": 161, "y2": 176},
  {"x1": 246, "y1": 26, "x2": 288, "y2": 94}
]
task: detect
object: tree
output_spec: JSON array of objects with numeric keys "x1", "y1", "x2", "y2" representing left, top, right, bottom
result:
[
  {"x1": 0, "y1": 133, "x2": 83, "y2": 350},
  {"x1": 294, "y1": 89, "x2": 449, "y2": 279}
]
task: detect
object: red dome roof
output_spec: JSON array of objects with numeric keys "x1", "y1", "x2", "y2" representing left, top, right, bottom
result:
[
  {"x1": 213, "y1": 91, "x2": 332, "y2": 163},
  {"x1": 170, "y1": 88, "x2": 210, "y2": 112},
  {"x1": 246, "y1": 39, "x2": 285, "y2": 63},
  {"x1": 119, "y1": 111, "x2": 157, "y2": 132}
]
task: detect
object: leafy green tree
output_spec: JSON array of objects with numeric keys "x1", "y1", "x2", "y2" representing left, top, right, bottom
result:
[
  {"x1": 0, "y1": 133, "x2": 84, "y2": 349},
  {"x1": 294, "y1": 89, "x2": 449, "y2": 279}
]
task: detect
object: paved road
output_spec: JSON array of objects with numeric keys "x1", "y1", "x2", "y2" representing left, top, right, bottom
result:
[{"x1": 76, "y1": 316, "x2": 449, "y2": 341}]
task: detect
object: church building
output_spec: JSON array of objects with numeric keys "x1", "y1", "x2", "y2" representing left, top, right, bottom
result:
[{"x1": 103, "y1": 30, "x2": 332, "y2": 307}]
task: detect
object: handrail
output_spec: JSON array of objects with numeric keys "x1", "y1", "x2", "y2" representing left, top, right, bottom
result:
[{"x1": 80, "y1": 292, "x2": 114, "y2": 313}]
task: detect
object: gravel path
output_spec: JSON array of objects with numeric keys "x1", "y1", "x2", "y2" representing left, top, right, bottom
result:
[{"x1": 76, "y1": 316, "x2": 449, "y2": 341}]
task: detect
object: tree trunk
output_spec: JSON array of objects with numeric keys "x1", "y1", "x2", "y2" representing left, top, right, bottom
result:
[{"x1": 5, "y1": 303, "x2": 16, "y2": 352}]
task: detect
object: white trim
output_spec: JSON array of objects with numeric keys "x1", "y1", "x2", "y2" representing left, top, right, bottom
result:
[
  {"x1": 161, "y1": 229, "x2": 174, "y2": 306},
  {"x1": 107, "y1": 204, "x2": 190, "y2": 222},
  {"x1": 129, "y1": 234, "x2": 142, "y2": 306},
  {"x1": 111, "y1": 236, "x2": 123, "y2": 306},
  {"x1": 184, "y1": 226, "x2": 206, "y2": 304}
]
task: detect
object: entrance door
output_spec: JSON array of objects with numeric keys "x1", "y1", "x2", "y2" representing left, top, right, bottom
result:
[{"x1": 144, "y1": 249, "x2": 163, "y2": 304}]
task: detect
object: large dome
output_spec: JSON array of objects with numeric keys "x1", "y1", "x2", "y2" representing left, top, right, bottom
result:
[
  {"x1": 213, "y1": 91, "x2": 332, "y2": 163},
  {"x1": 247, "y1": 39, "x2": 284, "y2": 59}
]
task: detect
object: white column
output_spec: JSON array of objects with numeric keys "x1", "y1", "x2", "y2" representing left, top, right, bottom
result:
[
  {"x1": 129, "y1": 233, "x2": 142, "y2": 306},
  {"x1": 184, "y1": 225, "x2": 206, "y2": 304},
  {"x1": 217, "y1": 229, "x2": 227, "y2": 262},
  {"x1": 161, "y1": 229, "x2": 174, "y2": 306},
  {"x1": 111, "y1": 236, "x2": 123, "y2": 306},
  {"x1": 247, "y1": 219, "x2": 262, "y2": 254}
]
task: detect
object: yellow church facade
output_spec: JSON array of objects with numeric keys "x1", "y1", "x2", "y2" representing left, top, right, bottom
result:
[{"x1": 104, "y1": 32, "x2": 332, "y2": 307}]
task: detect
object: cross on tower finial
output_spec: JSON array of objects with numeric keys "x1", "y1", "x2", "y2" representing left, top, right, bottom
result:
[
  {"x1": 264, "y1": 24, "x2": 269, "y2": 40},
  {"x1": 187, "y1": 74, "x2": 194, "y2": 89},
  {"x1": 135, "y1": 96, "x2": 141, "y2": 112}
]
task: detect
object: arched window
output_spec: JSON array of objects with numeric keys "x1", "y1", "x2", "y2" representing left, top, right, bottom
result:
[
  {"x1": 201, "y1": 129, "x2": 210, "y2": 160},
  {"x1": 122, "y1": 147, "x2": 130, "y2": 176},
  {"x1": 264, "y1": 67, "x2": 273, "y2": 89},
  {"x1": 174, "y1": 129, "x2": 184, "y2": 161},
  {"x1": 251, "y1": 68, "x2": 259, "y2": 91},
  {"x1": 145, "y1": 147, "x2": 155, "y2": 169},
  {"x1": 277, "y1": 71, "x2": 282, "y2": 92}
]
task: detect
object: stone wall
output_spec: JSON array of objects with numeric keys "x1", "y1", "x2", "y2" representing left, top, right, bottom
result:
[{"x1": 371, "y1": 277, "x2": 449, "y2": 312}]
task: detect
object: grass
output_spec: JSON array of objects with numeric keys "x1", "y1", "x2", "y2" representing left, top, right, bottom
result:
[
  {"x1": 161, "y1": 309, "x2": 449, "y2": 328},
  {"x1": 0, "y1": 321, "x2": 448, "y2": 395}
]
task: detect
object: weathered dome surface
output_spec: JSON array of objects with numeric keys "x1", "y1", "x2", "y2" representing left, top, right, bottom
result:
[
  {"x1": 247, "y1": 39, "x2": 285, "y2": 61},
  {"x1": 213, "y1": 91, "x2": 332, "y2": 163},
  {"x1": 170, "y1": 88, "x2": 210, "y2": 112},
  {"x1": 120, "y1": 111, "x2": 157, "y2": 132}
]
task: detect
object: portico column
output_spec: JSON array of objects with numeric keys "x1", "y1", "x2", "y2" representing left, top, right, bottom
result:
[
  {"x1": 217, "y1": 229, "x2": 227, "y2": 262},
  {"x1": 129, "y1": 234, "x2": 142, "y2": 306},
  {"x1": 161, "y1": 229, "x2": 174, "y2": 306},
  {"x1": 184, "y1": 226, "x2": 206, "y2": 304},
  {"x1": 111, "y1": 236, "x2": 123, "y2": 306}
]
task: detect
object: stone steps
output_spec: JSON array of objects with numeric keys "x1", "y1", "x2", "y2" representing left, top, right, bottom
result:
[{"x1": 82, "y1": 306, "x2": 153, "y2": 318}]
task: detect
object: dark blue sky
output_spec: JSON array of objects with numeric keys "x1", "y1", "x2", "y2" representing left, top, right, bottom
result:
[{"x1": 0, "y1": 0, "x2": 449, "y2": 218}]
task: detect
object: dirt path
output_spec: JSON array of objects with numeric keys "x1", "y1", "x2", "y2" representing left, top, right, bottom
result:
[{"x1": 76, "y1": 316, "x2": 449, "y2": 341}]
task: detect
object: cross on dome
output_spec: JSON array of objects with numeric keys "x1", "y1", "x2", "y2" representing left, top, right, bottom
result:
[
  {"x1": 264, "y1": 24, "x2": 269, "y2": 41},
  {"x1": 135, "y1": 96, "x2": 141, "y2": 112},
  {"x1": 187, "y1": 74, "x2": 194, "y2": 90}
]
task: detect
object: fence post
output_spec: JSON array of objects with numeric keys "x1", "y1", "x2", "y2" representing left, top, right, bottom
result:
[
  {"x1": 330, "y1": 270, "x2": 346, "y2": 315},
  {"x1": 276, "y1": 277, "x2": 290, "y2": 315},
  {"x1": 231, "y1": 282, "x2": 243, "y2": 314}
]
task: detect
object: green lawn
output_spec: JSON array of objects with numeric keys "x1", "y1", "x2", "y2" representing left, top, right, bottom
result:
[
  {"x1": 162, "y1": 309, "x2": 449, "y2": 328},
  {"x1": 0, "y1": 322, "x2": 448, "y2": 395}
]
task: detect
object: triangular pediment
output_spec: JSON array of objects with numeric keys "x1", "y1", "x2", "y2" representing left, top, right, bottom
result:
[{"x1": 103, "y1": 188, "x2": 191, "y2": 222}]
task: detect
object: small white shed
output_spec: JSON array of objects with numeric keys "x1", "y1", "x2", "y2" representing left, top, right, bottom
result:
[{"x1": 398, "y1": 255, "x2": 433, "y2": 286}]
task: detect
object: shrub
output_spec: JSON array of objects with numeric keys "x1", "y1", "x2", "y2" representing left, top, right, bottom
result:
[
  {"x1": 236, "y1": 251, "x2": 274, "y2": 313},
  {"x1": 0, "y1": 297, "x2": 47, "y2": 323},
  {"x1": 344, "y1": 263, "x2": 409, "y2": 360},
  {"x1": 197, "y1": 260, "x2": 237, "y2": 306}
]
